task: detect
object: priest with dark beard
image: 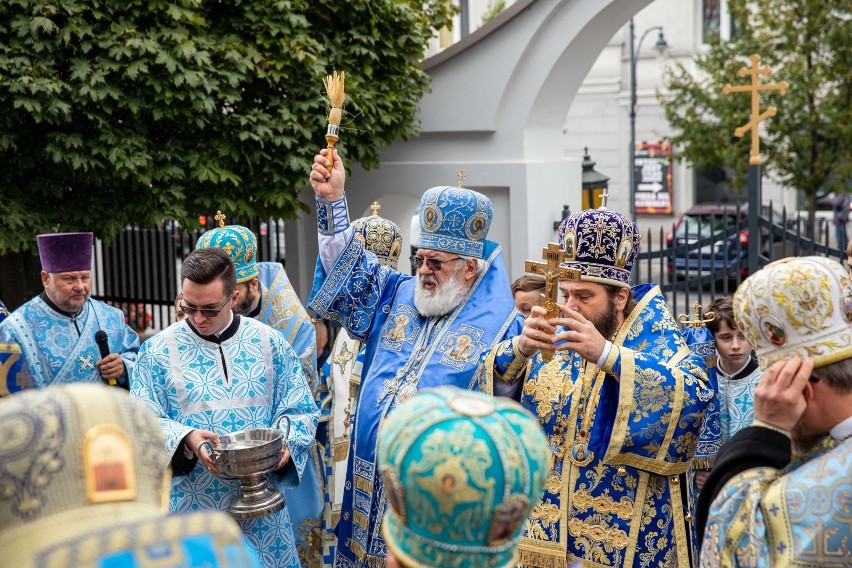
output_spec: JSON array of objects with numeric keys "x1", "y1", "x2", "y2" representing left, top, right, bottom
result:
[
  {"x1": 486, "y1": 203, "x2": 712, "y2": 567},
  {"x1": 307, "y1": 148, "x2": 524, "y2": 567}
]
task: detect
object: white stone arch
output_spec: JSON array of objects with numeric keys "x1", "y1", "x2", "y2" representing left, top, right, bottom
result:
[{"x1": 286, "y1": 0, "x2": 654, "y2": 296}]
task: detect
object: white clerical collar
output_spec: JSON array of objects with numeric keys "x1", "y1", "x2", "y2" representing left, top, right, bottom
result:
[
  {"x1": 717, "y1": 359, "x2": 747, "y2": 379},
  {"x1": 830, "y1": 415, "x2": 852, "y2": 440},
  {"x1": 214, "y1": 312, "x2": 234, "y2": 338}
]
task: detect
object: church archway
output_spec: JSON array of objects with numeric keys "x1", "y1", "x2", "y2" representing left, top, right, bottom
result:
[{"x1": 288, "y1": 0, "x2": 654, "y2": 295}]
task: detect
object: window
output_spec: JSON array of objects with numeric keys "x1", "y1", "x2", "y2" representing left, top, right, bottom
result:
[{"x1": 702, "y1": 0, "x2": 735, "y2": 44}]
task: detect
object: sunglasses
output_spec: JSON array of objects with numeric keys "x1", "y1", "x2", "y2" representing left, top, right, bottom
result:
[
  {"x1": 410, "y1": 255, "x2": 463, "y2": 272},
  {"x1": 180, "y1": 291, "x2": 234, "y2": 317}
]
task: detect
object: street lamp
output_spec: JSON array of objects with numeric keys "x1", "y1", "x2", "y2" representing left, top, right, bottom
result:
[{"x1": 629, "y1": 18, "x2": 668, "y2": 221}]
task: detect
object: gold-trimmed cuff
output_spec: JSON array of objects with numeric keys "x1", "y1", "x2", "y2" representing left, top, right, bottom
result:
[
  {"x1": 495, "y1": 337, "x2": 529, "y2": 385},
  {"x1": 601, "y1": 344, "x2": 621, "y2": 376}
]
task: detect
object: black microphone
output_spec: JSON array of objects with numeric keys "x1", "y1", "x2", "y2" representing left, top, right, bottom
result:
[{"x1": 95, "y1": 330, "x2": 117, "y2": 386}]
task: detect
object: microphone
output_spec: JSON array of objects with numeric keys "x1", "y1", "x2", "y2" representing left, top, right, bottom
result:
[{"x1": 95, "y1": 330, "x2": 117, "y2": 386}]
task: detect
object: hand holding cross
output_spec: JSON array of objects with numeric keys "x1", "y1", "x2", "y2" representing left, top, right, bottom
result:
[{"x1": 524, "y1": 243, "x2": 581, "y2": 362}]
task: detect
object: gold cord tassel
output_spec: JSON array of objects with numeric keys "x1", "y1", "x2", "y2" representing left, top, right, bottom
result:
[{"x1": 323, "y1": 70, "x2": 346, "y2": 172}]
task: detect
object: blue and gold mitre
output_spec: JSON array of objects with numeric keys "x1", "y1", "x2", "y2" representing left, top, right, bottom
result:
[
  {"x1": 557, "y1": 204, "x2": 640, "y2": 288},
  {"x1": 378, "y1": 386, "x2": 550, "y2": 568},
  {"x1": 417, "y1": 185, "x2": 492, "y2": 259},
  {"x1": 352, "y1": 201, "x2": 402, "y2": 270},
  {"x1": 195, "y1": 211, "x2": 259, "y2": 284}
]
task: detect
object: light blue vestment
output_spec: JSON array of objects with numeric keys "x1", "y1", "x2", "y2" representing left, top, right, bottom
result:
[
  {"x1": 256, "y1": 260, "x2": 324, "y2": 565},
  {"x1": 256, "y1": 261, "x2": 318, "y2": 389},
  {"x1": 308, "y1": 234, "x2": 523, "y2": 567},
  {"x1": 717, "y1": 360, "x2": 761, "y2": 442},
  {"x1": 701, "y1": 435, "x2": 852, "y2": 567},
  {"x1": 130, "y1": 316, "x2": 319, "y2": 568},
  {"x1": 0, "y1": 295, "x2": 139, "y2": 392}
]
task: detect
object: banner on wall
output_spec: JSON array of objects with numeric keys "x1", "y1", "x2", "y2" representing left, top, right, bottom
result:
[{"x1": 634, "y1": 142, "x2": 673, "y2": 215}]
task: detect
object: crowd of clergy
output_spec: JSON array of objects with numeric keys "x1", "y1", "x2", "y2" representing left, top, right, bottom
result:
[{"x1": 0, "y1": 147, "x2": 849, "y2": 568}]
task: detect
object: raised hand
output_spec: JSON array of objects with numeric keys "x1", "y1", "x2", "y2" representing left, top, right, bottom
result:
[
  {"x1": 309, "y1": 148, "x2": 345, "y2": 200},
  {"x1": 753, "y1": 356, "x2": 812, "y2": 432}
]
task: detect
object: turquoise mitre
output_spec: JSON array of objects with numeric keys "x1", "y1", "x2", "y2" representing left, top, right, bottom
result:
[
  {"x1": 195, "y1": 212, "x2": 259, "y2": 284},
  {"x1": 557, "y1": 204, "x2": 640, "y2": 288},
  {"x1": 378, "y1": 387, "x2": 550, "y2": 568},
  {"x1": 417, "y1": 186, "x2": 492, "y2": 259}
]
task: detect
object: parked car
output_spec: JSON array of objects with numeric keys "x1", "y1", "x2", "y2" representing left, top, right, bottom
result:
[{"x1": 665, "y1": 203, "x2": 781, "y2": 285}]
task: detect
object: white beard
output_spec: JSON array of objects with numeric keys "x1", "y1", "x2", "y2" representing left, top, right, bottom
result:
[{"x1": 414, "y1": 271, "x2": 469, "y2": 317}]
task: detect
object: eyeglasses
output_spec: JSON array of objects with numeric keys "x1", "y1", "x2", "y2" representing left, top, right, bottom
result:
[
  {"x1": 410, "y1": 255, "x2": 463, "y2": 272},
  {"x1": 180, "y1": 291, "x2": 234, "y2": 318}
]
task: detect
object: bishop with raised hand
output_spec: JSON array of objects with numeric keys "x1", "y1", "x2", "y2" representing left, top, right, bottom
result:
[{"x1": 308, "y1": 147, "x2": 524, "y2": 567}]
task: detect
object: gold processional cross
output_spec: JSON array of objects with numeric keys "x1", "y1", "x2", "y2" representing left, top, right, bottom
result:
[
  {"x1": 525, "y1": 243, "x2": 581, "y2": 362},
  {"x1": 722, "y1": 54, "x2": 788, "y2": 165},
  {"x1": 677, "y1": 301, "x2": 716, "y2": 329}
]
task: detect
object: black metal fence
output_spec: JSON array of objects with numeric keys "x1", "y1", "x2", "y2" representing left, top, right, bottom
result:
[
  {"x1": 91, "y1": 218, "x2": 285, "y2": 335},
  {"x1": 633, "y1": 201, "x2": 842, "y2": 318},
  {"x1": 92, "y1": 204, "x2": 844, "y2": 338}
]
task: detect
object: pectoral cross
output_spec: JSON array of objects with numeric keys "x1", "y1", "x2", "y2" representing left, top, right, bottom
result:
[
  {"x1": 214, "y1": 210, "x2": 227, "y2": 229},
  {"x1": 525, "y1": 243, "x2": 581, "y2": 362},
  {"x1": 333, "y1": 341, "x2": 355, "y2": 375},
  {"x1": 722, "y1": 54, "x2": 788, "y2": 165}
]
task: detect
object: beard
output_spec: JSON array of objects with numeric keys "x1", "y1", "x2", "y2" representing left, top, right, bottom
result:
[
  {"x1": 590, "y1": 299, "x2": 620, "y2": 340},
  {"x1": 233, "y1": 285, "x2": 258, "y2": 316},
  {"x1": 414, "y1": 270, "x2": 469, "y2": 317}
]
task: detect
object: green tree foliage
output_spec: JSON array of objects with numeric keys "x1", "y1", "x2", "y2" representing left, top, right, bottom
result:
[
  {"x1": 0, "y1": 0, "x2": 455, "y2": 253},
  {"x1": 660, "y1": 0, "x2": 851, "y2": 218},
  {"x1": 481, "y1": 1, "x2": 506, "y2": 26}
]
